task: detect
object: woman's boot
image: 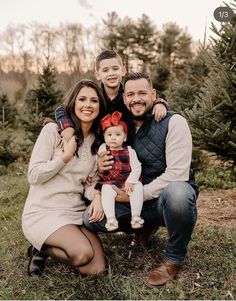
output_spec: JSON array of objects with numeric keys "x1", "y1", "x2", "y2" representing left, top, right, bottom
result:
[{"x1": 27, "y1": 245, "x2": 48, "y2": 276}]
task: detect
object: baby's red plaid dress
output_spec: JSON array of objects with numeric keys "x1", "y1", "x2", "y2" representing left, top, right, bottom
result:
[{"x1": 99, "y1": 145, "x2": 131, "y2": 188}]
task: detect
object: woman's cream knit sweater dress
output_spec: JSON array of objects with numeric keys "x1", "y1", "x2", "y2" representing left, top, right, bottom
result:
[{"x1": 22, "y1": 123, "x2": 97, "y2": 250}]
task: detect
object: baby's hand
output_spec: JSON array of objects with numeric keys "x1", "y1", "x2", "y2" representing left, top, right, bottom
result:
[{"x1": 124, "y1": 182, "x2": 134, "y2": 195}]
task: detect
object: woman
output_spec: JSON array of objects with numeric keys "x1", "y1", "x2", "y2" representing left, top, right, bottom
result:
[{"x1": 22, "y1": 79, "x2": 107, "y2": 277}]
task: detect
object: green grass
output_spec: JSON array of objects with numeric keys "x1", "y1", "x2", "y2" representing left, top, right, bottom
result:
[{"x1": 0, "y1": 168, "x2": 235, "y2": 300}]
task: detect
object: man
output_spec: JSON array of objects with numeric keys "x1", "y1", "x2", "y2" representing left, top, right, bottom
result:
[{"x1": 84, "y1": 72, "x2": 198, "y2": 287}]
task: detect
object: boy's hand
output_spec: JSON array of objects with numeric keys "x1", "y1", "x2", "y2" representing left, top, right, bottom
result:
[
  {"x1": 60, "y1": 127, "x2": 75, "y2": 142},
  {"x1": 112, "y1": 185, "x2": 130, "y2": 203},
  {"x1": 124, "y1": 182, "x2": 134, "y2": 195},
  {"x1": 98, "y1": 151, "x2": 114, "y2": 172},
  {"x1": 152, "y1": 103, "x2": 167, "y2": 122},
  {"x1": 88, "y1": 192, "x2": 104, "y2": 223},
  {"x1": 61, "y1": 136, "x2": 77, "y2": 163},
  {"x1": 85, "y1": 176, "x2": 93, "y2": 186}
]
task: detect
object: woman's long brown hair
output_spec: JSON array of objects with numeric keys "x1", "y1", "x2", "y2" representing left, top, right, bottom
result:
[{"x1": 63, "y1": 79, "x2": 107, "y2": 155}]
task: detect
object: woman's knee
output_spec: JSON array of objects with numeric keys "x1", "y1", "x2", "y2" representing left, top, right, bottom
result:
[
  {"x1": 70, "y1": 246, "x2": 94, "y2": 267},
  {"x1": 82, "y1": 261, "x2": 106, "y2": 276}
]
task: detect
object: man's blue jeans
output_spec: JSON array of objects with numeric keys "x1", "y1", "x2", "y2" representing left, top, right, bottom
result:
[{"x1": 83, "y1": 181, "x2": 198, "y2": 263}]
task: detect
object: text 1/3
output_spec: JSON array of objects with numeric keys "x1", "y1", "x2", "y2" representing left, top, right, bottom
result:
[{"x1": 214, "y1": 7, "x2": 234, "y2": 22}]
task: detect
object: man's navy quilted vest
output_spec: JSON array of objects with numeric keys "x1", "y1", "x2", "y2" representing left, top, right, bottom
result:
[{"x1": 132, "y1": 112, "x2": 198, "y2": 195}]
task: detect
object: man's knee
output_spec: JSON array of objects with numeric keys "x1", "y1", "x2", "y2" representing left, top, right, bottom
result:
[
  {"x1": 163, "y1": 182, "x2": 196, "y2": 201},
  {"x1": 161, "y1": 182, "x2": 197, "y2": 213}
]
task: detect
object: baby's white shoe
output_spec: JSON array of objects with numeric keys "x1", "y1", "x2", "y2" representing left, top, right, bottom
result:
[
  {"x1": 131, "y1": 216, "x2": 144, "y2": 229},
  {"x1": 105, "y1": 217, "x2": 119, "y2": 231}
]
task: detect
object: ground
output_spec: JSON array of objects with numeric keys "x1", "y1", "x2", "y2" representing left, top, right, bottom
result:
[
  {"x1": 197, "y1": 189, "x2": 236, "y2": 228},
  {"x1": 1, "y1": 173, "x2": 235, "y2": 299}
]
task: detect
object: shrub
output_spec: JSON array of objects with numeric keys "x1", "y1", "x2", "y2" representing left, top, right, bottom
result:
[{"x1": 196, "y1": 167, "x2": 236, "y2": 189}]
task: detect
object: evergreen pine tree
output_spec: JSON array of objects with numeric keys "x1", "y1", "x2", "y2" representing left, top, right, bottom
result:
[
  {"x1": 133, "y1": 14, "x2": 158, "y2": 72},
  {"x1": 165, "y1": 45, "x2": 209, "y2": 112},
  {"x1": 152, "y1": 60, "x2": 170, "y2": 97},
  {"x1": 163, "y1": 46, "x2": 210, "y2": 170},
  {"x1": 22, "y1": 61, "x2": 64, "y2": 142},
  {"x1": 0, "y1": 93, "x2": 18, "y2": 127},
  {"x1": 186, "y1": 3, "x2": 236, "y2": 165},
  {"x1": 25, "y1": 62, "x2": 63, "y2": 118},
  {"x1": 102, "y1": 12, "x2": 121, "y2": 51},
  {"x1": 102, "y1": 12, "x2": 136, "y2": 71},
  {"x1": 0, "y1": 94, "x2": 24, "y2": 166},
  {"x1": 157, "y1": 22, "x2": 193, "y2": 80},
  {"x1": 0, "y1": 127, "x2": 18, "y2": 166}
]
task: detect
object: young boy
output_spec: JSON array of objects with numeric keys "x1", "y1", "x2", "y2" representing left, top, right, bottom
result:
[{"x1": 55, "y1": 50, "x2": 168, "y2": 139}]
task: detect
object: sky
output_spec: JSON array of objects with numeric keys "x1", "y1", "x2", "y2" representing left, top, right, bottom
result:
[{"x1": 0, "y1": 0, "x2": 230, "y2": 42}]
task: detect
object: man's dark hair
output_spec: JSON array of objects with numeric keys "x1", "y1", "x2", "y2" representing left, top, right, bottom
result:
[
  {"x1": 95, "y1": 50, "x2": 123, "y2": 70},
  {"x1": 124, "y1": 72, "x2": 153, "y2": 89}
]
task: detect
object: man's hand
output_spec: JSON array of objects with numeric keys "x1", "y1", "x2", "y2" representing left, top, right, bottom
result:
[
  {"x1": 98, "y1": 150, "x2": 114, "y2": 172},
  {"x1": 88, "y1": 192, "x2": 104, "y2": 223},
  {"x1": 112, "y1": 185, "x2": 130, "y2": 203},
  {"x1": 152, "y1": 103, "x2": 167, "y2": 122}
]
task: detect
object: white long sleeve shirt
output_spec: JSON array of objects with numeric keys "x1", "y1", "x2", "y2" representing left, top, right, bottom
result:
[{"x1": 143, "y1": 114, "x2": 192, "y2": 201}]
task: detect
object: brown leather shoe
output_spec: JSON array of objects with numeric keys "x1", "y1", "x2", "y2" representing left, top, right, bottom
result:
[
  {"x1": 131, "y1": 225, "x2": 159, "y2": 247},
  {"x1": 145, "y1": 260, "x2": 182, "y2": 287}
]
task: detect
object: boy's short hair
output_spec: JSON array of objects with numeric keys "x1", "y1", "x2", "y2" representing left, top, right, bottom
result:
[
  {"x1": 124, "y1": 72, "x2": 153, "y2": 89},
  {"x1": 95, "y1": 50, "x2": 123, "y2": 70}
]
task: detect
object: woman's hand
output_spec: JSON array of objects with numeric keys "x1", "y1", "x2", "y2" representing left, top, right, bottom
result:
[
  {"x1": 61, "y1": 136, "x2": 77, "y2": 163},
  {"x1": 97, "y1": 150, "x2": 114, "y2": 172},
  {"x1": 112, "y1": 185, "x2": 130, "y2": 203},
  {"x1": 152, "y1": 103, "x2": 167, "y2": 122},
  {"x1": 88, "y1": 192, "x2": 104, "y2": 223}
]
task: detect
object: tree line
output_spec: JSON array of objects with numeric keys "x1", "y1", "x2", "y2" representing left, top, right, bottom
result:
[
  {"x1": 0, "y1": 13, "x2": 194, "y2": 84},
  {"x1": 0, "y1": 2, "x2": 235, "y2": 172}
]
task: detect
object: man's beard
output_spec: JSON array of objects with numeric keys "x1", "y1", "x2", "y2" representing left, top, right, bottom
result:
[
  {"x1": 130, "y1": 106, "x2": 152, "y2": 121},
  {"x1": 132, "y1": 114, "x2": 146, "y2": 121}
]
